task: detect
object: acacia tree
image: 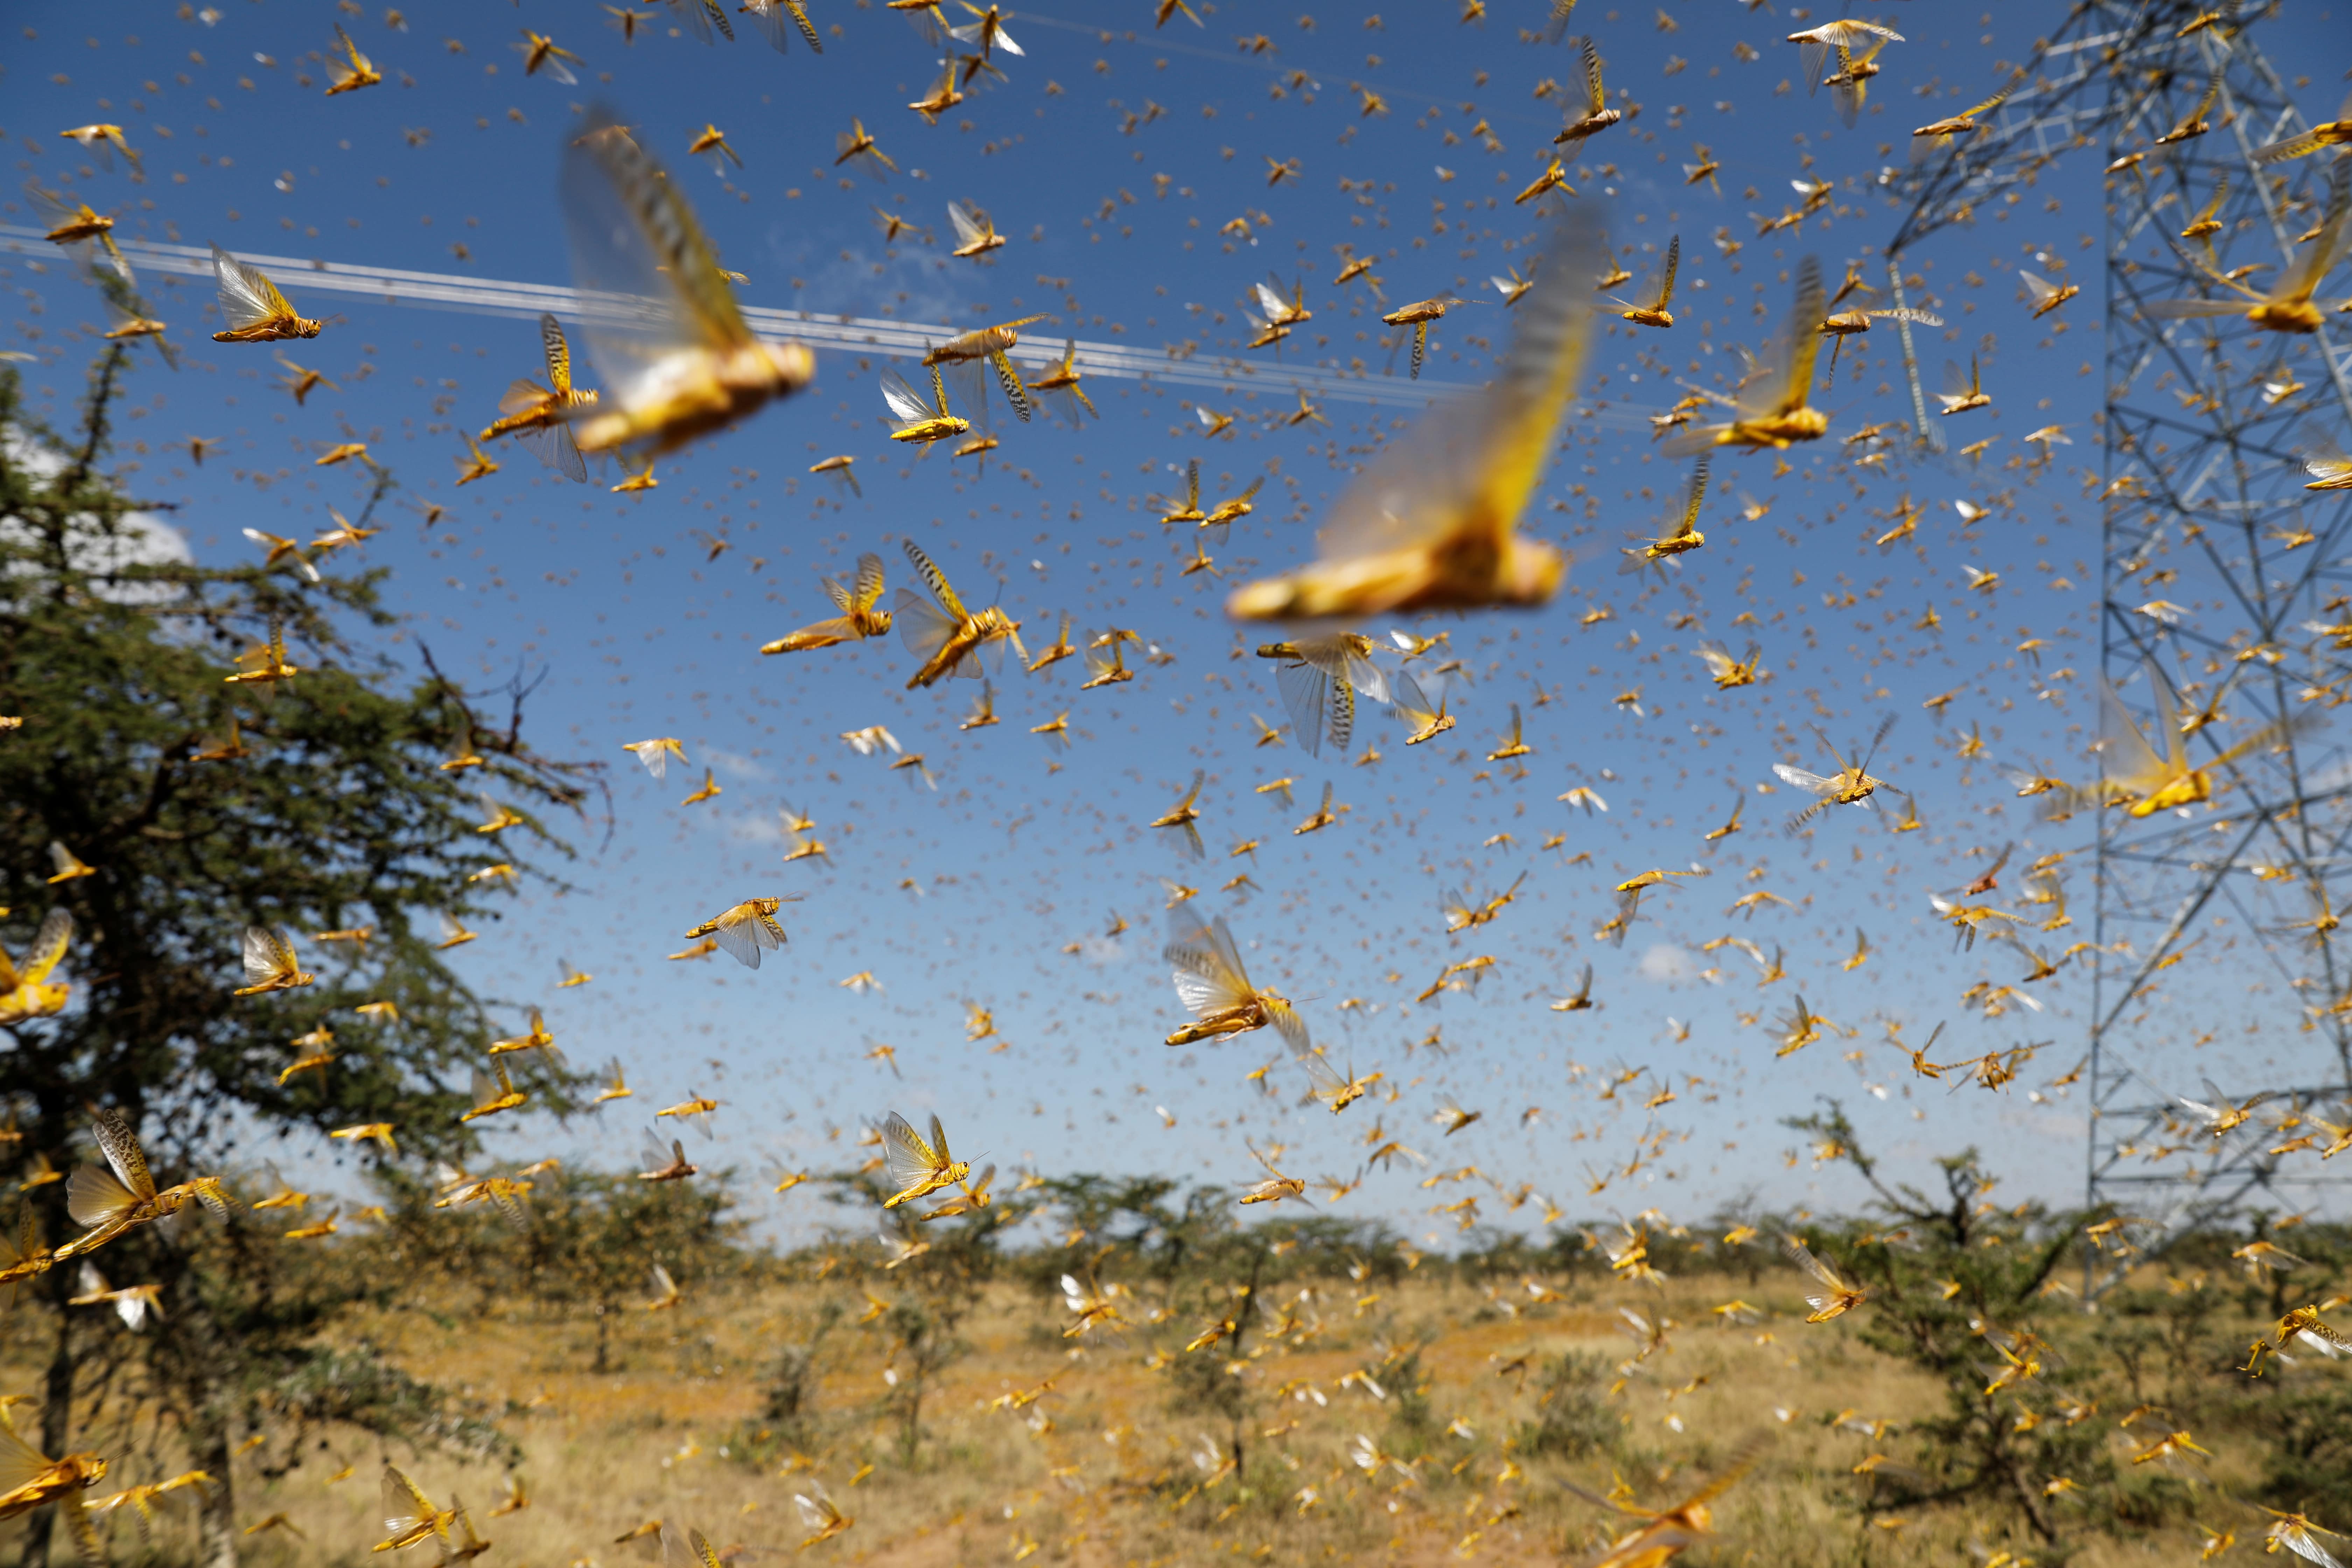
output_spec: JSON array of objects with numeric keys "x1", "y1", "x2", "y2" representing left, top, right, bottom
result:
[
  {"x1": 1783, "y1": 1099, "x2": 2109, "y2": 1548},
  {"x1": 0, "y1": 346, "x2": 596, "y2": 1567}
]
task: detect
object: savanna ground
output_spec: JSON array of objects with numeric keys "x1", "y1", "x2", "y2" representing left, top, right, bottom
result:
[{"x1": 9, "y1": 1214, "x2": 2348, "y2": 1568}]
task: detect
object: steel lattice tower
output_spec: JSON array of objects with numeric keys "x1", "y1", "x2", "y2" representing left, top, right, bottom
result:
[{"x1": 1885, "y1": 0, "x2": 2352, "y2": 1245}]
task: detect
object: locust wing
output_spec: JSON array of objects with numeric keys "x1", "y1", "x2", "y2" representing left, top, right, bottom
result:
[
  {"x1": 560, "y1": 108, "x2": 756, "y2": 410},
  {"x1": 208, "y1": 245, "x2": 297, "y2": 333},
  {"x1": 1306, "y1": 218, "x2": 1600, "y2": 569}
]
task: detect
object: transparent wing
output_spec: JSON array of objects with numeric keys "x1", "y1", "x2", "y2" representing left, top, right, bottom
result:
[
  {"x1": 710, "y1": 906, "x2": 782, "y2": 969},
  {"x1": 2141, "y1": 298, "x2": 2252, "y2": 320},
  {"x1": 1274, "y1": 662, "x2": 1334, "y2": 758},
  {"x1": 661, "y1": 1523, "x2": 723, "y2": 1568},
  {"x1": 210, "y1": 245, "x2": 295, "y2": 331},
  {"x1": 382, "y1": 1464, "x2": 432, "y2": 1535},
  {"x1": 663, "y1": 0, "x2": 735, "y2": 43},
  {"x1": 1170, "y1": 965, "x2": 1235, "y2": 1021},
  {"x1": 1314, "y1": 218, "x2": 1601, "y2": 562},
  {"x1": 2098, "y1": 671, "x2": 2172, "y2": 793},
  {"x1": 1267, "y1": 998, "x2": 1311, "y2": 1055},
  {"x1": 1772, "y1": 764, "x2": 1834, "y2": 795},
  {"x1": 2277, "y1": 194, "x2": 2352, "y2": 306},
  {"x1": 498, "y1": 376, "x2": 554, "y2": 418},
  {"x1": 894, "y1": 588, "x2": 961, "y2": 668},
  {"x1": 1781, "y1": 1235, "x2": 1850, "y2": 1291},
  {"x1": 241, "y1": 926, "x2": 287, "y2": 985},
  {"x1": 1165, "y1": 906, "x2": 1255, "y2": 1013},
  {"x1": 880, "y1": 371, "x2": 933, "y2": 424},
  {"x1": 560, "y1": 109, "x2": 752, "y2": 408},
  {"x1": 1738, "y1": 256, "x2": 1825, "y2": 420},
  {"x1": 745, "y1": 0, "x2": 823, "y2": 52},
  {"x1": 0, "y1": 1424, "x2": 54, "y2": 1495},
  {"x1": 516, "y1": 420, "x2": 589, "y2": 484},
  {"x1": 882, "y1": 1112, "x2": 940, "y2": 1193},
  {"x1": 936, "y1": 357, "x2": 1000, "y2": 435},
  {"x1": 1388, "y1": 671, "x2": 1438, "y2": 728},
  {"x1": 947, "y1": 201, "x2": 987, "y2": 247},
  {"x1": 67, "y1": 1162, "x2": 140, "y2": 1229}
]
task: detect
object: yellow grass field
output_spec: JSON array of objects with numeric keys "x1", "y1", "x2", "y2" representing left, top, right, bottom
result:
[{"x1": 8, "y1": 1257, "x2": 2304, "y2": 1568}]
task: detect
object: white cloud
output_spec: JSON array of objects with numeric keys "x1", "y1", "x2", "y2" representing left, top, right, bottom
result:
[
  {"x1": 3, "y1": 425, "x2": 193, "y2": 604},
  {"x1": 1637, "y1": 943, "x2": 1699, "y2": 983},
  {"x1": 701, "y1": 745, "x2": 771, "y2": 782}
]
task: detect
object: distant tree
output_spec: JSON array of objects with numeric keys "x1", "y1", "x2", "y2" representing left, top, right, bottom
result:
[
  {"x1": 818, "y1": 1163, "x2": 1021, "y2": 1462},
  {"x1": 0, "y1": 345, "x2": 596, "y2": 1567},
  {"x1": 512, "y1": 1167, "x2": 744, "y2": 1373},
  {"x1": 1783, "y1": 1100, "x2": 2108, "y2": 1548}
]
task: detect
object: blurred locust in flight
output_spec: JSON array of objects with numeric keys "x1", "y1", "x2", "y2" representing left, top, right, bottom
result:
[
  {"x1": 558, "y1": 110, "x2": 813, "y2": 454},
  {"x1": 1228, "y1": 218, "x2": 1602, "y2": 617},
  {"x1": 896, "y1": 540, "x2": 1026, "y2": 687},
  {"x1": 1162, "y1": 906, "x2": 1308, "y2": 1052},
  {"x1": 479, "y1": 313, "x2": 597, "y2": 482},
  {"x1": 763, "y1": 553, "x2": 892, "y2": 654}
]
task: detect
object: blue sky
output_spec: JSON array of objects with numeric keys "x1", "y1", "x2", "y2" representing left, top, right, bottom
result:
[{"x1": 8, "y1": 0, "x2": 2350, "y2": 1242}]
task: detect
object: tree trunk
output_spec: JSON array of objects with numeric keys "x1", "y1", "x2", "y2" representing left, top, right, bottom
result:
[
  {"x1": 185, "y1": 1391, "x2": 239, "y2": 1568},
  {"x1": 23, "y1": 1296, "x2": 76, "y2": 1568}
]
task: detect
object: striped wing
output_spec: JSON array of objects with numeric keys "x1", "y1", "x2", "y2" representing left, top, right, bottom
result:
[
  {"x1": 91, "y1": 1107, "x2": 155, "y2": 1202},
  {"x1": 852, "y1": 552, "x2": 887, "y2": 615},
  {"x1": 560, "y1": 109, "x2": 753, "y2": 408},
  {"x1": 540, "y1": 313, "x2": 574, "y2": 394},
  {"x1": 901, "y1": 540, "x2": 969, "y2": 619},
  {"x1": 0, "y1": 909, "x2": 57, "y2": 989}
]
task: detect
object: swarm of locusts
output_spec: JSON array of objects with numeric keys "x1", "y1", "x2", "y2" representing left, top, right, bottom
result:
[{"x1": 10, "y1": 0, "x2": 2352, "y2": 1562}]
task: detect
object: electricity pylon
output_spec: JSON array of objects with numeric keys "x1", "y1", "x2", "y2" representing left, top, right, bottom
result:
[{"x1": 1886, "y1": 0, "x2": 2352, "y2": 1254}]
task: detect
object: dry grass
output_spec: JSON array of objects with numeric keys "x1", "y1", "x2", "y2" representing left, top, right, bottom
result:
[{"x1": 10, "y1": 1258, "x2": 2299, "y2": 1567}]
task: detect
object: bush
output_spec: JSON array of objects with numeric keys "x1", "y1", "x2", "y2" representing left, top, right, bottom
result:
[{"x1": 1518, "y1": 1352, "x2": 1619, "y2": 1459}]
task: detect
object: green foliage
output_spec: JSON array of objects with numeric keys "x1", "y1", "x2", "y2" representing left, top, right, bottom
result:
[
  {"x1": 1783, "y1": 1099, "x2": 2108, "y2": 1545},
  {"x1": 254, "y1": 1341, "x2": 519, "y2": 1471},
  {"x1": 1515, "y1": 1351, "x2": 1619, "y2": 1460},
  {"x1": 2261, "y1": 1380, "x2": 2352, "y2": 1522},
  {"x1": 0, "y1": 347, "x2": 596, "y2": 1563},
  {"x1": 1014, "y1": 1172, "x2": 1406, "y2": 1311},
  {"x1": 759, "y1": 1299, "x2": 844, "y2": 1443}
]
